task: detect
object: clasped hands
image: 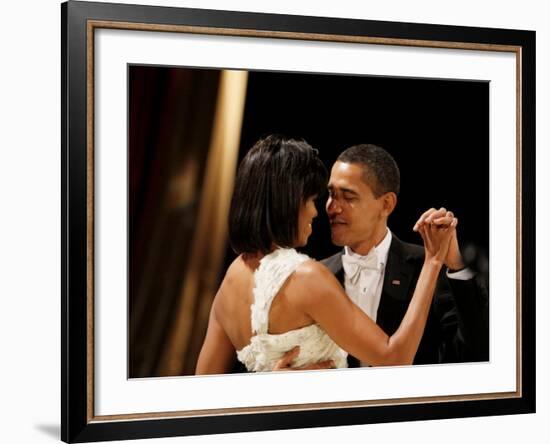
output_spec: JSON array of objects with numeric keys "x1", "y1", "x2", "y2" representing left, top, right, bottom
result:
[{"x1": 413, "y1": 207, "x2": 465, "y2": 271}]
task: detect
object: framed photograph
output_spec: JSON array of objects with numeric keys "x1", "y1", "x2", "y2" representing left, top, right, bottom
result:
[{"x1": 62, "y1": 0, "x2": 535, "y2": 442}]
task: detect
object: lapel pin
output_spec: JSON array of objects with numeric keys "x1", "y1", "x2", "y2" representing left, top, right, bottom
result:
[{"x1": 392, "y1": 279, "x2": 401, "y2": 286}]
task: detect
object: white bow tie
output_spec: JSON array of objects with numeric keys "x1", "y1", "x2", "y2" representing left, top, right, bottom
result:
[{"x1": 342, "y1": 252, "x2": 381, "y2": 285}]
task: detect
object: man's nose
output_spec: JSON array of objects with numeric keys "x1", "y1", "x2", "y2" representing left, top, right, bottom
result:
[{"x1": 327, "y1": 197, "x2": 341, "y2": 214}]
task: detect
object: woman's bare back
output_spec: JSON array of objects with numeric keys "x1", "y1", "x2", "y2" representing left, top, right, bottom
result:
[{"x1": 213, "y1": 253, "x2": 314, "y2": 351}]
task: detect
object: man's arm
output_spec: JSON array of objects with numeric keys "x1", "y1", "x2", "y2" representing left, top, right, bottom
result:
[
  {"x1": 447, "y1": 275, "x2": 489, "y2": 361},
  {"x1": 273, "y1": 346, "x2": 336, "y2": 371},
  {"x1": 415, "y1": 207, "x2": 489, "y2": 363}
]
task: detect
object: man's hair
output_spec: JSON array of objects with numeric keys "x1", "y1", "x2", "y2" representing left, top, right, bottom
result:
[
  {"x1": 337, "y1": 144, "x2": 400, "y2": 197},
  {"x1": 229, "y1": 134, "x2": 327, "y2": 254}
]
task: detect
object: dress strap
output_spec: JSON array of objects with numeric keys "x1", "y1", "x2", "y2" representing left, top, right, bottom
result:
[{"x1": 251, "y1": 248, "x2": 309, "y2": 334}]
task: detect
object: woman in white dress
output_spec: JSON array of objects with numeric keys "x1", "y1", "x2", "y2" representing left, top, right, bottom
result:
[{"x1": 195, "y1": 135, "x2": 456, "y2": 374}]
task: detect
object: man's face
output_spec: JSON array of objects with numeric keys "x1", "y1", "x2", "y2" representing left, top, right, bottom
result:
[{"x1": 326, "y1": 161, "x2": 387, "y2": 254}]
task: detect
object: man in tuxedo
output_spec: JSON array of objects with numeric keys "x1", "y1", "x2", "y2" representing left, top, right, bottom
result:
[{"x1": 277, "y1": 144, "x2": 488, "y2": 369}]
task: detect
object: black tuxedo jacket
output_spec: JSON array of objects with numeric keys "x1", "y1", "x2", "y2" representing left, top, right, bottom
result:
[{"x1": 322, "y1": 235, "x2": 489, "y2": 365}]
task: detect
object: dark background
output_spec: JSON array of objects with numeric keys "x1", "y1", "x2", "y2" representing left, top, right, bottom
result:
[
  {"x1": 129, "y1": 66, "x2": 489, "y2": 377},
  {"x1": 231, "y1": 70, "x2": 489, "y2": 265}
]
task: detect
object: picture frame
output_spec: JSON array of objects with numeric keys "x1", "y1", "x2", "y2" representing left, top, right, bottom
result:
[{"x1": 61, "y1": 0, "x2": 536, "y2": 442}]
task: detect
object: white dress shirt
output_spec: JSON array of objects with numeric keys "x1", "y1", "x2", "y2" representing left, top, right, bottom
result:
[
  {"x1": 343, "y1": 229, "x2": 392, "y2": 325},
  {"x1": 343, "y1": 230, "x2": 392, "y2": 367}
]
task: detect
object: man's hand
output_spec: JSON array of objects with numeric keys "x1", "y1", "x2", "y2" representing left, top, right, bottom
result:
[
  {"x1": 273, "y1": 346, "x2": 335, "y2": 371},
  {"x1": 413, "y1": 207, "x2": 465, "y2": 271}
]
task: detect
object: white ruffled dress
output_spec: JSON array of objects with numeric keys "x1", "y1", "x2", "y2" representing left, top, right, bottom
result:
[{"x1": 236, "y1": 248, "x2": 348, "y2": 371}]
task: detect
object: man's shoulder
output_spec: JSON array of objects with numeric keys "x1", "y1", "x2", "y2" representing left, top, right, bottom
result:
[
  {"x1": 320, "y1": 250, "x2": 344, "y2": 273},
  {"x1": 394, "y1": 237, "x2": 424, "y2": 261}
]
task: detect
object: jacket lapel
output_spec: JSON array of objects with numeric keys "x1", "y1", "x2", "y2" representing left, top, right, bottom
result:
[
  {"x1": 376, "y1": 235, "x2": 419, "y2": 334},
  {"x1": 321, "y1": 250, "x2": 345, "y2": 285}
]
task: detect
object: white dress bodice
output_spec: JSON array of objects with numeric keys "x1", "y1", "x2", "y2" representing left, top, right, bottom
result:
[{"x1": 236, "y1": 248, "x2": 348, "y2": 372}]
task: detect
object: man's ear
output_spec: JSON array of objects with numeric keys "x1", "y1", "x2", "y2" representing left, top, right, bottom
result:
[{"x1": 381, "y1": 192, "x2": 397, "y2": 217}]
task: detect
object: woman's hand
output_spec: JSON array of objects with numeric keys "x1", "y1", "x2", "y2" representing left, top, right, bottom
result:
[{"x1": 416, "y1": 209, "x2": 458, "y2": 266}]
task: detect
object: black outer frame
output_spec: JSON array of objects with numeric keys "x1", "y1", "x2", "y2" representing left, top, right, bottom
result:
[{"x1": 61, "y1": 0, "x2": 536, "y2": 442}]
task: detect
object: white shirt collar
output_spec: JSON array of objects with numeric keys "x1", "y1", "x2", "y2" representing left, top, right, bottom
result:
[{"x1": 344, "y1": 228, "x2": 392, "y2": 268}]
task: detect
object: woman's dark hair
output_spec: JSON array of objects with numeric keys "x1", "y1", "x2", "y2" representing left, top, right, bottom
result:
[{"x1": 229, "y1": 135, "x2": 327, "y2": 254}]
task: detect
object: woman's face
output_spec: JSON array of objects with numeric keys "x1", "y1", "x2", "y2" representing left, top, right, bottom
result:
[{"x1": 296, "y1": 195, "x2": 318, "y2": 246}]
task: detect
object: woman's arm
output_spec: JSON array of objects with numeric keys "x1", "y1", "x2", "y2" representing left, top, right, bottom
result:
[
  {"x1": 195, "y1": 300, "x2": 236, "y2": 375},
  {"x1": 293, "y1": 223, "x2": 455, "y2": 366}
]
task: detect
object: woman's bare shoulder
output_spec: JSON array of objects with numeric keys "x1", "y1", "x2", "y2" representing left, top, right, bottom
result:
[
  {"x1": 214, "y1": 256, "x2": 248, "y2": 301},
  {"x1": 221, "y1": 255, "x2": 255, "y2": 282},
  {"x1": 290, "y1": 259, "x2": 342, "y2": 301},
  {"x1": 295, "y1": 259, "x2": 336, "y2": 279}
]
